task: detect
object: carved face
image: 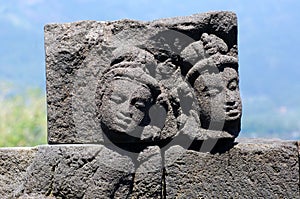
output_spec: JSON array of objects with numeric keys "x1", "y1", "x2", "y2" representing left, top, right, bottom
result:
[
  {"x1": 194, "y1": 67, "x2": 241, "y2": 127},
  {"x1": 100, "y1": 79, "x2": 153, "y2": 136}
]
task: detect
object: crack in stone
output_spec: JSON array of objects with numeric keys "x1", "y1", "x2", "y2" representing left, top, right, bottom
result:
[
  {"x1": 161, "y1": 148, "x2": 167, "y2": 199},
  {"x1": 45, "y1": 160, "x2": 60, "y2": 197},
  {"x1": 161, "y1": 167, "x2": 167, "y2": 199},
  {"x1": 74, "y1": 148, "x2": 102, "y2": 170}
]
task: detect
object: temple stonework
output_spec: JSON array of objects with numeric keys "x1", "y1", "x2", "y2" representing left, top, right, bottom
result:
[{"x1": 0, "y1": 11, "x2": 299, "y2": 198}]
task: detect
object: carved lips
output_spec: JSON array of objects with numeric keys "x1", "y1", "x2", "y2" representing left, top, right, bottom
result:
[{"x1": 225, "y1": 103, "x2": 241, "y2": 121}]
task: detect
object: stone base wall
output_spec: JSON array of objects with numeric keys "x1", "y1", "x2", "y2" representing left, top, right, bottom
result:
[
  {"x1": 0, "y1": 139, "x2": 299, "y2": 198},
  {"x1": 165, "y1": 139, "x2": 299, "y2": 198}
]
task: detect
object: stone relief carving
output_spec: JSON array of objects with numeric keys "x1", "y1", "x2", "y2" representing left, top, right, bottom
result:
[
  {"x1": 17, "y1": 31, "x2": 242, "y2": 197},
  {"x1": 93, "y1": 32, "x2": 241, "y2": 146},
  {"x1": 45, "y1": 12, "x2": 241, "y2": 146},
  {"x1": 185, "y1": 54, "x2": 241, "y2": 137},
  {"x1": 9, "y1": 11, "x2": 250, "y2": 199},
  {"x1": 96, "y1": 66, "x2": 169, "y2": 143},
  {"x1": 180, "y1": 33, "x2": 241, "y2": 138}
]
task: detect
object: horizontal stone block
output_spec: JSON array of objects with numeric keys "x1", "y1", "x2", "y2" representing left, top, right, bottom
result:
[
  {"x1": 10, "y1": 144, "x2": 163, "y2": 199},
  {"x1": 165, "y1": 139, "x2": 299, "y2": 198},
  {"x1": 0, "y1": 139, "x2": 298, "y2": 198}
]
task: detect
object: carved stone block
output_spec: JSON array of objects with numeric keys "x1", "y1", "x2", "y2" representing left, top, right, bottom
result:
[
  {"x1": 0, "y1": 148, "x2": 37, "y2": 198},
  {"x1": 13, "y1": 145, "x2": 163, "y2": 199},
  {"x1": 164, "y1": 139, "x2": 299, "y2": 198},
  {"x1": 46, "y1": 11, "x2": 241, "y2": 146},
  {"x1": 1, "y1": 139, "x2": 298, "y2": 198}
]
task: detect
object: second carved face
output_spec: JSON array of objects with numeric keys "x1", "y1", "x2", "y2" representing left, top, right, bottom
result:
[{"x1": 193, "y1": 67, "x2": 242, "y2": 129}]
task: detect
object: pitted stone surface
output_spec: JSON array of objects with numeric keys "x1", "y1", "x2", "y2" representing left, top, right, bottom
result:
[
  {"x1": 45, "y1": 11, "x2": 241, "y2": 144},
  {"x1": 15, "y1": 145, "x2": 136, "y2": 198},
  {"x1": 164, "y1": 139, "x2": 299, "y2": 198},
  {"x1": 131, "y1": 145, "x2": 163, "y2": 198},
  {"x1": 0, "y1": 139, "x2": 299, "y2": 198},
  {"x1": 14, "y1": 144, "x2": 164, "y2": 198},
  {"x1": 0, "y1": 148, "x2": 37, "y2": 199}
]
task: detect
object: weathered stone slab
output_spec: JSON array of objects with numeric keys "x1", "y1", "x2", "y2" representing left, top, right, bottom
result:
[
  {"x1": 164, "y1": 139, "x2": 299, "y2": 198},
  {"x1": 0, "y1": 148, "x2": 37, "y2": 199},
  {"x1": 0, "y1": 139, "x2": 299, "y2": 198},
  {"x1": 131, "y1": 145, "x2": 163, "y2": 198},
  {"x1": 45, "y1": 11, "x2": 241, "y2": 144},
  {"x1": 12, "y1": 144, "x2": 163, "y2": 198},
  {"x1": 15, "y1": 145, "x2": 134, "y2": 198}
]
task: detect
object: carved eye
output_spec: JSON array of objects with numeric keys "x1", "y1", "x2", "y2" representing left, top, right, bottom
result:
[
  {"x1": 228, "y1": 79, "x2": 238, "y2": 91},
  {"x1": 134, "y1": 101, "x2": 146, "y2": 109},
  {"x1": 203, "y1": 86, "x2": 222, "y2": 97}
]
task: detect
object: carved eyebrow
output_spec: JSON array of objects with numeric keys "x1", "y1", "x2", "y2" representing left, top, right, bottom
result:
[
  {"x1": 130, "y1": 89, "x2": 153, "y2": 105},
  {"x1": 202, "y1": 85, "x2": 223, "y2": 92}
]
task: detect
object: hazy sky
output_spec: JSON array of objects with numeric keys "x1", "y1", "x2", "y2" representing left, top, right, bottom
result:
[{"x1": 1, "y1": 0, "x2": 299, "y2": 92}]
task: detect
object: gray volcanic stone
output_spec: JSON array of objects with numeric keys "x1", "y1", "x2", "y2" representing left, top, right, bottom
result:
[
  {"x1": 0, "y1": 148, "x2": 37, "y2": 199},
  {"x1": 132, "y1": 145, "x2": 163, "y2": 198},
  {"x1": 164, "y1": 139, "x2": 299, "y2": 198},
  {"x1": 45, "y1": 11, "x2": 241, "y2": 144},
  {"x1": 15, "y1": 145, "x2": 136, "y2": 198},
  {"x1": 0, "y1": 139, "x2": 299, "y2": 198},
  {"x1": 13, "y1": 144, "x2": 163, "y2": 198}
]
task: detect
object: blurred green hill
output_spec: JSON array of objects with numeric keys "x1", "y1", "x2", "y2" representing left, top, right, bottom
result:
[{"x1": 0, "y1": 83, "x2": 46, "y2": 147}]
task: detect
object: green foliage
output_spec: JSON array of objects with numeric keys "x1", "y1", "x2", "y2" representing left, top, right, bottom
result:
[{"x1": 0, "y1": 83, "x2": 47, "y2": 147}]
